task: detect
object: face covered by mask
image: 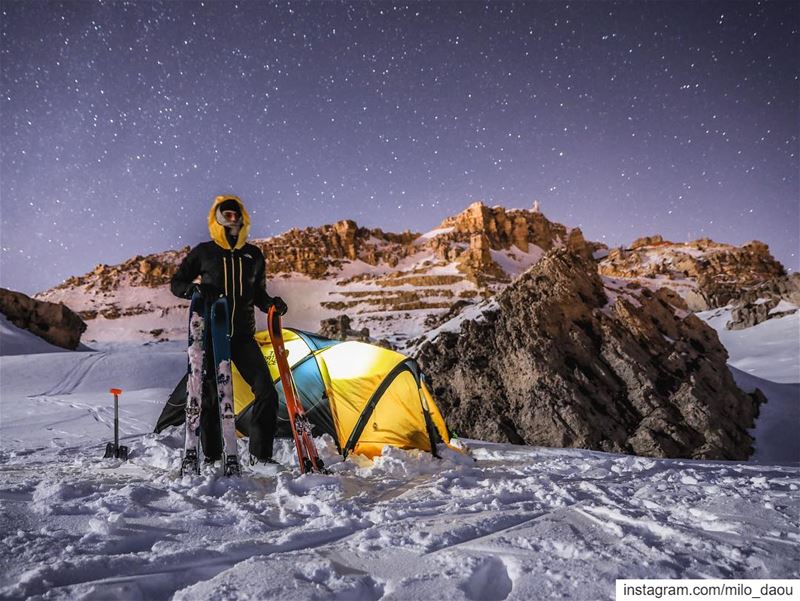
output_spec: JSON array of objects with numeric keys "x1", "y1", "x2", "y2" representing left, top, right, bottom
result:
[{"x1": 216, "y1": 199, "x2": 243, "y2": 238}]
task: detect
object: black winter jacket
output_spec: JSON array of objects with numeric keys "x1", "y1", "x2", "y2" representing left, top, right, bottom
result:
[{"x1": 170, "y1": 241, "x2": 275, "y2": 339}]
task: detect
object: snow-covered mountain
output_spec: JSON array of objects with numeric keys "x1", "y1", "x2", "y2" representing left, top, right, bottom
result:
[
  {"x1": 598, "y1": 234, "x2": 787, "y2": 311},
  {"x1": 34, "y1": 202, "x2": 790, "y2": 354},
  {"x1": 35, "y1": 202, "x2": 600, "y2": 347}
]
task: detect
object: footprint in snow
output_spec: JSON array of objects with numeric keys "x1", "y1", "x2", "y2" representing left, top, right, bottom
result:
[{"x1": 460, "y1": 556, "x2": 513, "y2": 601}]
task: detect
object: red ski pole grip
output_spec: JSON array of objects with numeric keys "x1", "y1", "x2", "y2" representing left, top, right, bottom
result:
[{"x1": 110, "y1": 388, "x2": 123, "y2": 395}]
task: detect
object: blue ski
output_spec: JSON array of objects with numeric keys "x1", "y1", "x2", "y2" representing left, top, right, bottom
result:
[{"x1": 210, "y1": 298, "x2": 241, "y2": 476}]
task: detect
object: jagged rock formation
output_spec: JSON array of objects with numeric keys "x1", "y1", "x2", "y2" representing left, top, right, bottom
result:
[
  {"x1": 424, "y1": 300, "x2": 473, "y2": 329},
  {"x1": 254, "y1": 220, "x2": 419, "y2": 278},
  {"x1": 726, "y1": 274, "x2": 800, "y2": 330},
  {"x1": 50, "y1": 205, "x2": 591, "y2": 297},
  {"x1": 630, "y1": 234, "x2": 666, "y2": 249},
  {"x1": 434, "y1": 201, "x2": 602, "y2": 283},
  {"x1": 417, "y1": 249, "x2": 761, "y2": 460},
  {"x1": 36, "y1": 200, "x2": 783, "y2": 351},
  {"x1": 599, "y1": 237, "x2": 785, "y2": 310},
  {"x1": 0, "y1": 288, "x2": 87, "y2": 350}
]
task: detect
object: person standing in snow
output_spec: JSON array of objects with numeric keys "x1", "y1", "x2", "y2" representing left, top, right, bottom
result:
[{"x1": 170, "y1": 195, "x2": 287, "y2": 464}]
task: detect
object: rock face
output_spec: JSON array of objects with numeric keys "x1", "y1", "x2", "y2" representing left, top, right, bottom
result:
[
  {"x1": 417, "y1": 249, "x2": 761, "y2": 460},
  {"x1": 438, "y1": 201, "x2": 602, "y2": 282},
  {"x1": 599, "y1": 238, "x2": 786, "y2": 310},
  {"x1": 254, "y1": 220, "x2": 419, "y2": 278},
  {"x1": 0, "y1": 288, "x2": 87, "y2": 350},
  {"x1": 726, "y1": 274, "x2": 800, "y2": 330}
]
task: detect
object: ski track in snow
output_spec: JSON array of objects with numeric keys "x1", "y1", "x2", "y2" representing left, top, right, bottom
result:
[
  {"x1": 0, "y1": 433, "x2": 798, "y2": 601},
  {"x1": 34, "y1": 352, "x2": 109, "y2": 397}
]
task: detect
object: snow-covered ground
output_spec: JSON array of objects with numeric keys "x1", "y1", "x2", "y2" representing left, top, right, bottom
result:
[{"x1": 1, "y1": 312, "x2": 798, "y2": 600}]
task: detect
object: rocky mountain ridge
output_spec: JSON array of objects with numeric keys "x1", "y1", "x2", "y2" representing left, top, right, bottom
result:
[
  {"x1": 35, "y1": 202, "x2": 788, "y2": 348},
  {"x1": 598, "y1": 234, "x2": 786, "y2": 310},
  {"x1": 36, "y1": 202, "x2": 590, "y2": 343},
  {"x1": 725, "y1": 273, "x2": 800, "y2": 330}
]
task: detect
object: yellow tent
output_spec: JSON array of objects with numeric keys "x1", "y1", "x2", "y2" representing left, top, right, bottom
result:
[{"x1": 231, "y1": 329, "x2": 452, "y2": 458}]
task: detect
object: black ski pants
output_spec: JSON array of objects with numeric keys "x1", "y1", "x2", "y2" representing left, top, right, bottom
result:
[{"x1": 200, "y1": 335, "x2": 278, "y2": 461}]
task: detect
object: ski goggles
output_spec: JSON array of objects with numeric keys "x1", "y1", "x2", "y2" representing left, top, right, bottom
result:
[
  {"x1": 216, "y1": 207, "x2": 242, "y2": 226},
  {"x1": 221, "y1": 210, "x2": 241, "y2": 223}
]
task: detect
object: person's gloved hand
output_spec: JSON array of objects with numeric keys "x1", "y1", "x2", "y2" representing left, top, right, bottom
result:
[
  {"x1": 191, "y1": 283, "x2": 222, "y2": 299},
  {"x1": 271, "y1": 296, "x2": 288, "y2": 316}
]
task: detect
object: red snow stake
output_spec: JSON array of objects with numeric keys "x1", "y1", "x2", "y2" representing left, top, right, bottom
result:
[
  {"x1": 267, "y1": 307, "x2": 327, "y2": 474},
  {"x1": 103, "y1": 388, "x2": 129, "y2": 460}
]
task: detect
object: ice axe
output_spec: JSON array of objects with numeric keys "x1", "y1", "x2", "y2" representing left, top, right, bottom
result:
[{"x1": 103, "y1": 388, "x2": 128, "y2": 460}]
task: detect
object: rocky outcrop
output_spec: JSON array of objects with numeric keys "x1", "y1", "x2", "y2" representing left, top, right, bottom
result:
[
  {"x1": 599, "y1": 238, "x2": 786, "y2": 310},
  {"x1": 438, "y1": 201, "x2": 604, "y2": 257},
  {"x1": 318, "y1": 314, "x2": 371, "y2": 342},
  {"x1": 424, "y1": 300, "x2": 473, "y2": 329},
  {"x1": 253, "y1": 221, "x2": 419, "y2": 278},
  {"x1": 630, "y1": 235, "x2": 665, "y2": 249},
  {"x1": 417, "y1": 249, "x2": 761, "y2": 460},
  {"x1": 318, "y1": 314, "x2": 393, "y2": 349},
  {"x1": 0, "y1": 288, "x2": 87, "y2": 349},
  {"x1": 726, "y1": 274, "x2": 800, "y2": 330},
  {"x1": 456, "y1": 234, "x2": 508, "y2": 285}
]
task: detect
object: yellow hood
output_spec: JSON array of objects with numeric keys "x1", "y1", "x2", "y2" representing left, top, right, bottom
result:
[{"x1": 208, "y1": 195, "x2": 251, "y2": 250}]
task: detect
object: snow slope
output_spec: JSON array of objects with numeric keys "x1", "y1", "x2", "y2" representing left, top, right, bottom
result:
[
  {"x1": 730, "y1": 367, "x2": 800, "y2": 465},
  {"x1": 700, "y1": 308, "x2": 800, "y2": 384},
  {"x1": 698, "y1": 309, "x2": 799, "y2": 466},
  {"x1": 1, "y1": 329, "x2": 799, "y2": 599}
]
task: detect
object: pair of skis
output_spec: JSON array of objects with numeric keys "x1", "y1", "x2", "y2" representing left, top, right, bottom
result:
[
  {"x1": 180, "y1": 293, "x2": 325, "y2": 476},
  {"x1": 181, "y1": 292, "x2": 240, "y2": 476}
]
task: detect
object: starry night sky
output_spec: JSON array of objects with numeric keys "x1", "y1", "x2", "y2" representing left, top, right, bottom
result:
[{"x1": 1, "y1": 1, "x2": 797, "y2": 294}]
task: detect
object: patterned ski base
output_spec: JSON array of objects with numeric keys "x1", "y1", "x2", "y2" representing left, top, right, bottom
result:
[{"x1": 182, "y1": 294, "x2": 205, "y2": 476}]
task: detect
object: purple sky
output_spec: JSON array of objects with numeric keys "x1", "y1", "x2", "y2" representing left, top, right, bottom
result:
[{"x1": 1, "y1": 1, "x2": 797, "y2": 294}]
